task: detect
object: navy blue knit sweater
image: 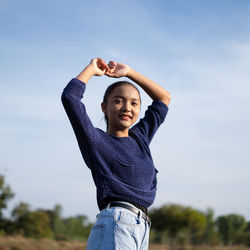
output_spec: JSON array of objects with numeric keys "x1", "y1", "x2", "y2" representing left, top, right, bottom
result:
[{"x1": 61, "y1": 78, "x2": 169, "y2": 210}]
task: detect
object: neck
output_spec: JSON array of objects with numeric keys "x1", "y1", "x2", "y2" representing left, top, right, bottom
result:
[{"x1": 107, "y1": 128, "x2": 129, "y2": 138}]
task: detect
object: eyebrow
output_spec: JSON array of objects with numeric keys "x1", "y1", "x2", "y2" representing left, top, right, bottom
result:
[{"x1": 112, "y1": 95, "x2": 140, "y2": 101}]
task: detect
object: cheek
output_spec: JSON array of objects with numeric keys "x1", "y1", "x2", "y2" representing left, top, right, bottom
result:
[
  {"x1": 106, "y1": 106, "x2": 119, "y2": 119},
  {"x1": 134, "y1": 109, "x2": 140, "y2": 119}
]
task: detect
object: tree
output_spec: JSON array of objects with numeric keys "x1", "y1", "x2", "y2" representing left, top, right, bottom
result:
[
  {"x1": 12, "y1": 202, "x2": 30, "y2": 219},
  {"x1": 216, "y1": 214, "x2": 246, "y2": 245},
  {"x1": 12, "y1": 202, "x2": 53, "y2": 238},
  {"x1": 63, "y1": 215, "x2": 92, "y2": 241},
  {"x1": 0, "y1": 174, "x2": 14, "y2": 233},
  {"x1": 150, "y1": 204, "x2": 187, "y2": 245},
  {"x1": 45, "y1": 204, "x2": 66, "y2": 240},
  {"x1": 245, "y1": 222, "x2": 250, "y2": 232},
  {"x1": 43, "y1": 205, "x2": 92, "y2": 241},
  {"x1": 11, "y1": 202, "x2": 30, "y2": 235},
  {"x1": 149, "y1": 204, "x2": 207, "y2": 246},
  {"x1": 0, "y1": 175, "x2": 14, "y2": 218},
  {"x1": 202, "y1": 208, "x2": 220, "y2": 245},
  {"x1": 233, "y1": 221, "x2": 250, "y2": 246},
  {"x1": 25, "y1": 210, "x2": 53, "y2": 238},
  {"x1": 184, "y1": 206, "x2": 206, "y2": 245}
]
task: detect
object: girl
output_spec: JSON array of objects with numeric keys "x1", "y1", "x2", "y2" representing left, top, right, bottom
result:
[{"x1": 61, "y1": 58, "x2": 171, "y2": 249}]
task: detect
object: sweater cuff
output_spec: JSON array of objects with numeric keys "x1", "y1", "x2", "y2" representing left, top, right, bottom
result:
[
  {"x1": 152, "y1": 100, "x2": 169, "y2": 112},
  {"x1": 63, "y1": 78, "x2": 86, "y2": 98},
  {"x1": 150, "y1": 100, "x2": 169, "y2": 122}
]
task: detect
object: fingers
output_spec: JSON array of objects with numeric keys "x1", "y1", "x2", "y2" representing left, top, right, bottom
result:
[
  {"x1": 105, "y1": 72, "x2": 119, "y2": 78},
  {"x1": 108, "y1": 61, "x2": 116, "y2": 67},
  {"x1": 91, "y1": 58, "x2": 119, "y2": 77},
  {"x1": 108, "y1": 61, "x2": 117, "y2": 73},
  {"x1": 96, "y1": 58, "x2": 109, "y2": 72}
]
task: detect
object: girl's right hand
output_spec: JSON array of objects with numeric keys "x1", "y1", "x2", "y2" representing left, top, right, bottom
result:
[
  {"x1": 105, "y1": 61, "x2": 130, "y2": 78},
  {"x1": 89, "y1": 58, "x2": 109, "y2": 76}
]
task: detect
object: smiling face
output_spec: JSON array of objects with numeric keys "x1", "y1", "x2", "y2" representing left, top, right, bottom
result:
[{"x1": 101, "y1": 84, "x2": 141, "y2": 137}]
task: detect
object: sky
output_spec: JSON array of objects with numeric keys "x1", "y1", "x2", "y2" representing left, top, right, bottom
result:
[{"x1": 0, "y1": 0, "x2": 250, "y2": 222}]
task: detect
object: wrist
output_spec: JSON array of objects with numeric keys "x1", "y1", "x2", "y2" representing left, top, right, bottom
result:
[
  {"x1": 76, "y1": 65, "x2": 95, "y2": 84},
  {"x1": 85, "y1": 64, "x2": 96, "y2": 76}
]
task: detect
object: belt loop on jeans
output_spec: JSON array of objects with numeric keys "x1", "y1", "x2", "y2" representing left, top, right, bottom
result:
[
  {"x1": 106, "y1": 202, "x2": 111, "y2": 210},
  {"x1": 138, "y1": 210, "x2": 141, "y2": 224}
]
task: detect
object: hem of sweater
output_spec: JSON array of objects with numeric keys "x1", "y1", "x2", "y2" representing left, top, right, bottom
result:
[
  {"x1": 97, "y1": 180, "x2": 156, "y2": 210},
  {"x1": 98, "y1": 193, "x2": 154, "y2": 210}
]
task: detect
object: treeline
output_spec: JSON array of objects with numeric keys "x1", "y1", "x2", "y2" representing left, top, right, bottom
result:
[
  {"x1": 149, "y1": 205, "x2": 250, "y2": 247},
  {"x1": 1, "y1": 174, "x2": 250, "y2": 247},
  {"x1": 0, "y1": 174, "x2": 92, "y2": 241}
]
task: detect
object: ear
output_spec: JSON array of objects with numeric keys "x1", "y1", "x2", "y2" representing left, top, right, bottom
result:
[{"x1": 101, "y1": 102, "x2": 106, "y2": 113}]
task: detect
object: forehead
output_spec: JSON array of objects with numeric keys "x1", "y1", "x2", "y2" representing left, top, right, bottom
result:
[{"x1": 110, "y1": 85, "x2": 140, "y2": 100}]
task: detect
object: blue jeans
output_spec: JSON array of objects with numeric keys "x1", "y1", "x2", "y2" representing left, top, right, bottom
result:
[{"x1": 86, "y1": 202, "x2": 151, "y2": 250}]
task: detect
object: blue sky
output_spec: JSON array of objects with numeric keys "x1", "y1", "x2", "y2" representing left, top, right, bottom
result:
[{"x1": 1, "y1": 0, "x2": 250, "y2": 222}]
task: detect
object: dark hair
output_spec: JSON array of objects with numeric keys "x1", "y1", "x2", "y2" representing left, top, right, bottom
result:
[{"x1": 102, "y1": 81, "x2": 141, "y2": 129}]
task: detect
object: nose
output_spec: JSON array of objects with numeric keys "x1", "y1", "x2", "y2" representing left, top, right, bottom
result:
[{"x1": 122, "y1": 102, "x2": 131, "y2": 111}]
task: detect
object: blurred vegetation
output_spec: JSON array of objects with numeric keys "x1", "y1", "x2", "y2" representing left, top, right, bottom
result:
[
  {"x1": 149, "y1": 205, "x2": 250, "y2": 247},
  {"x1": 1, "y1": 173, "x2": 250, "y2": 248},
  {"x1": 0, "y1": 174, "x2": 93, "y2": 242}
]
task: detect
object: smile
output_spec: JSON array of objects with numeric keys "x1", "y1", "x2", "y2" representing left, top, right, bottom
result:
[{"x1": 119, "y1": 114, "x2": 132, "y2": 120}]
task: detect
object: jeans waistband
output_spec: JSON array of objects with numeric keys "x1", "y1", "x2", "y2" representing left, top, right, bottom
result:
[{"x1": 108, "y1": 201, "x2": 151, "y2": 224}]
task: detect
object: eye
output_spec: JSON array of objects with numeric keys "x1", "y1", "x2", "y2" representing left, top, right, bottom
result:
[
  {"x1": 114, "y1": 99, "x2": 122, "y2": 104},
  {"x1": 132, "y1": 102, "x2": 138, "y2": 106}
]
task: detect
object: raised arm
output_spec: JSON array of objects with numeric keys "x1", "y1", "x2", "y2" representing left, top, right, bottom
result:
[
  {"x1": 105, "y1": 61, "x2": 171, "y2": 106},
  {"x1": 61, "y1": 58, "x2": 110, "y2": 168}
]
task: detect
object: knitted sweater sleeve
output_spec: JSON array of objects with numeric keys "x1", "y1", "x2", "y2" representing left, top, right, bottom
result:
[
  {"x1": 131, "y1": 100, "x2": 169, "y2": 145},
  {"x1": 61, "y1": 78, "x2": 98, "y2": 168}
]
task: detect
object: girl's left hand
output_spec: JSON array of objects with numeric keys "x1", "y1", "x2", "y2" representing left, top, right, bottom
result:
[
  {"x1": 105, "y1": 61, "x2": 130, "y2": 78},
  {"x1": 92, "y1": 58, "x2": 109, "y2": 76}
]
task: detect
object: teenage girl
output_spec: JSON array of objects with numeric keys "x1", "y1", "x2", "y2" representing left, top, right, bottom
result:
[{"x1": 61, "y1": 58, "x2": 171, "y2": 250}]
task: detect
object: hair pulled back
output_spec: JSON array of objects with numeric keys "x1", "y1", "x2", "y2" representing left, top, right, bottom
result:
[{"x1": 102, "y1": 81, "x2": 141, "y2": 129}]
